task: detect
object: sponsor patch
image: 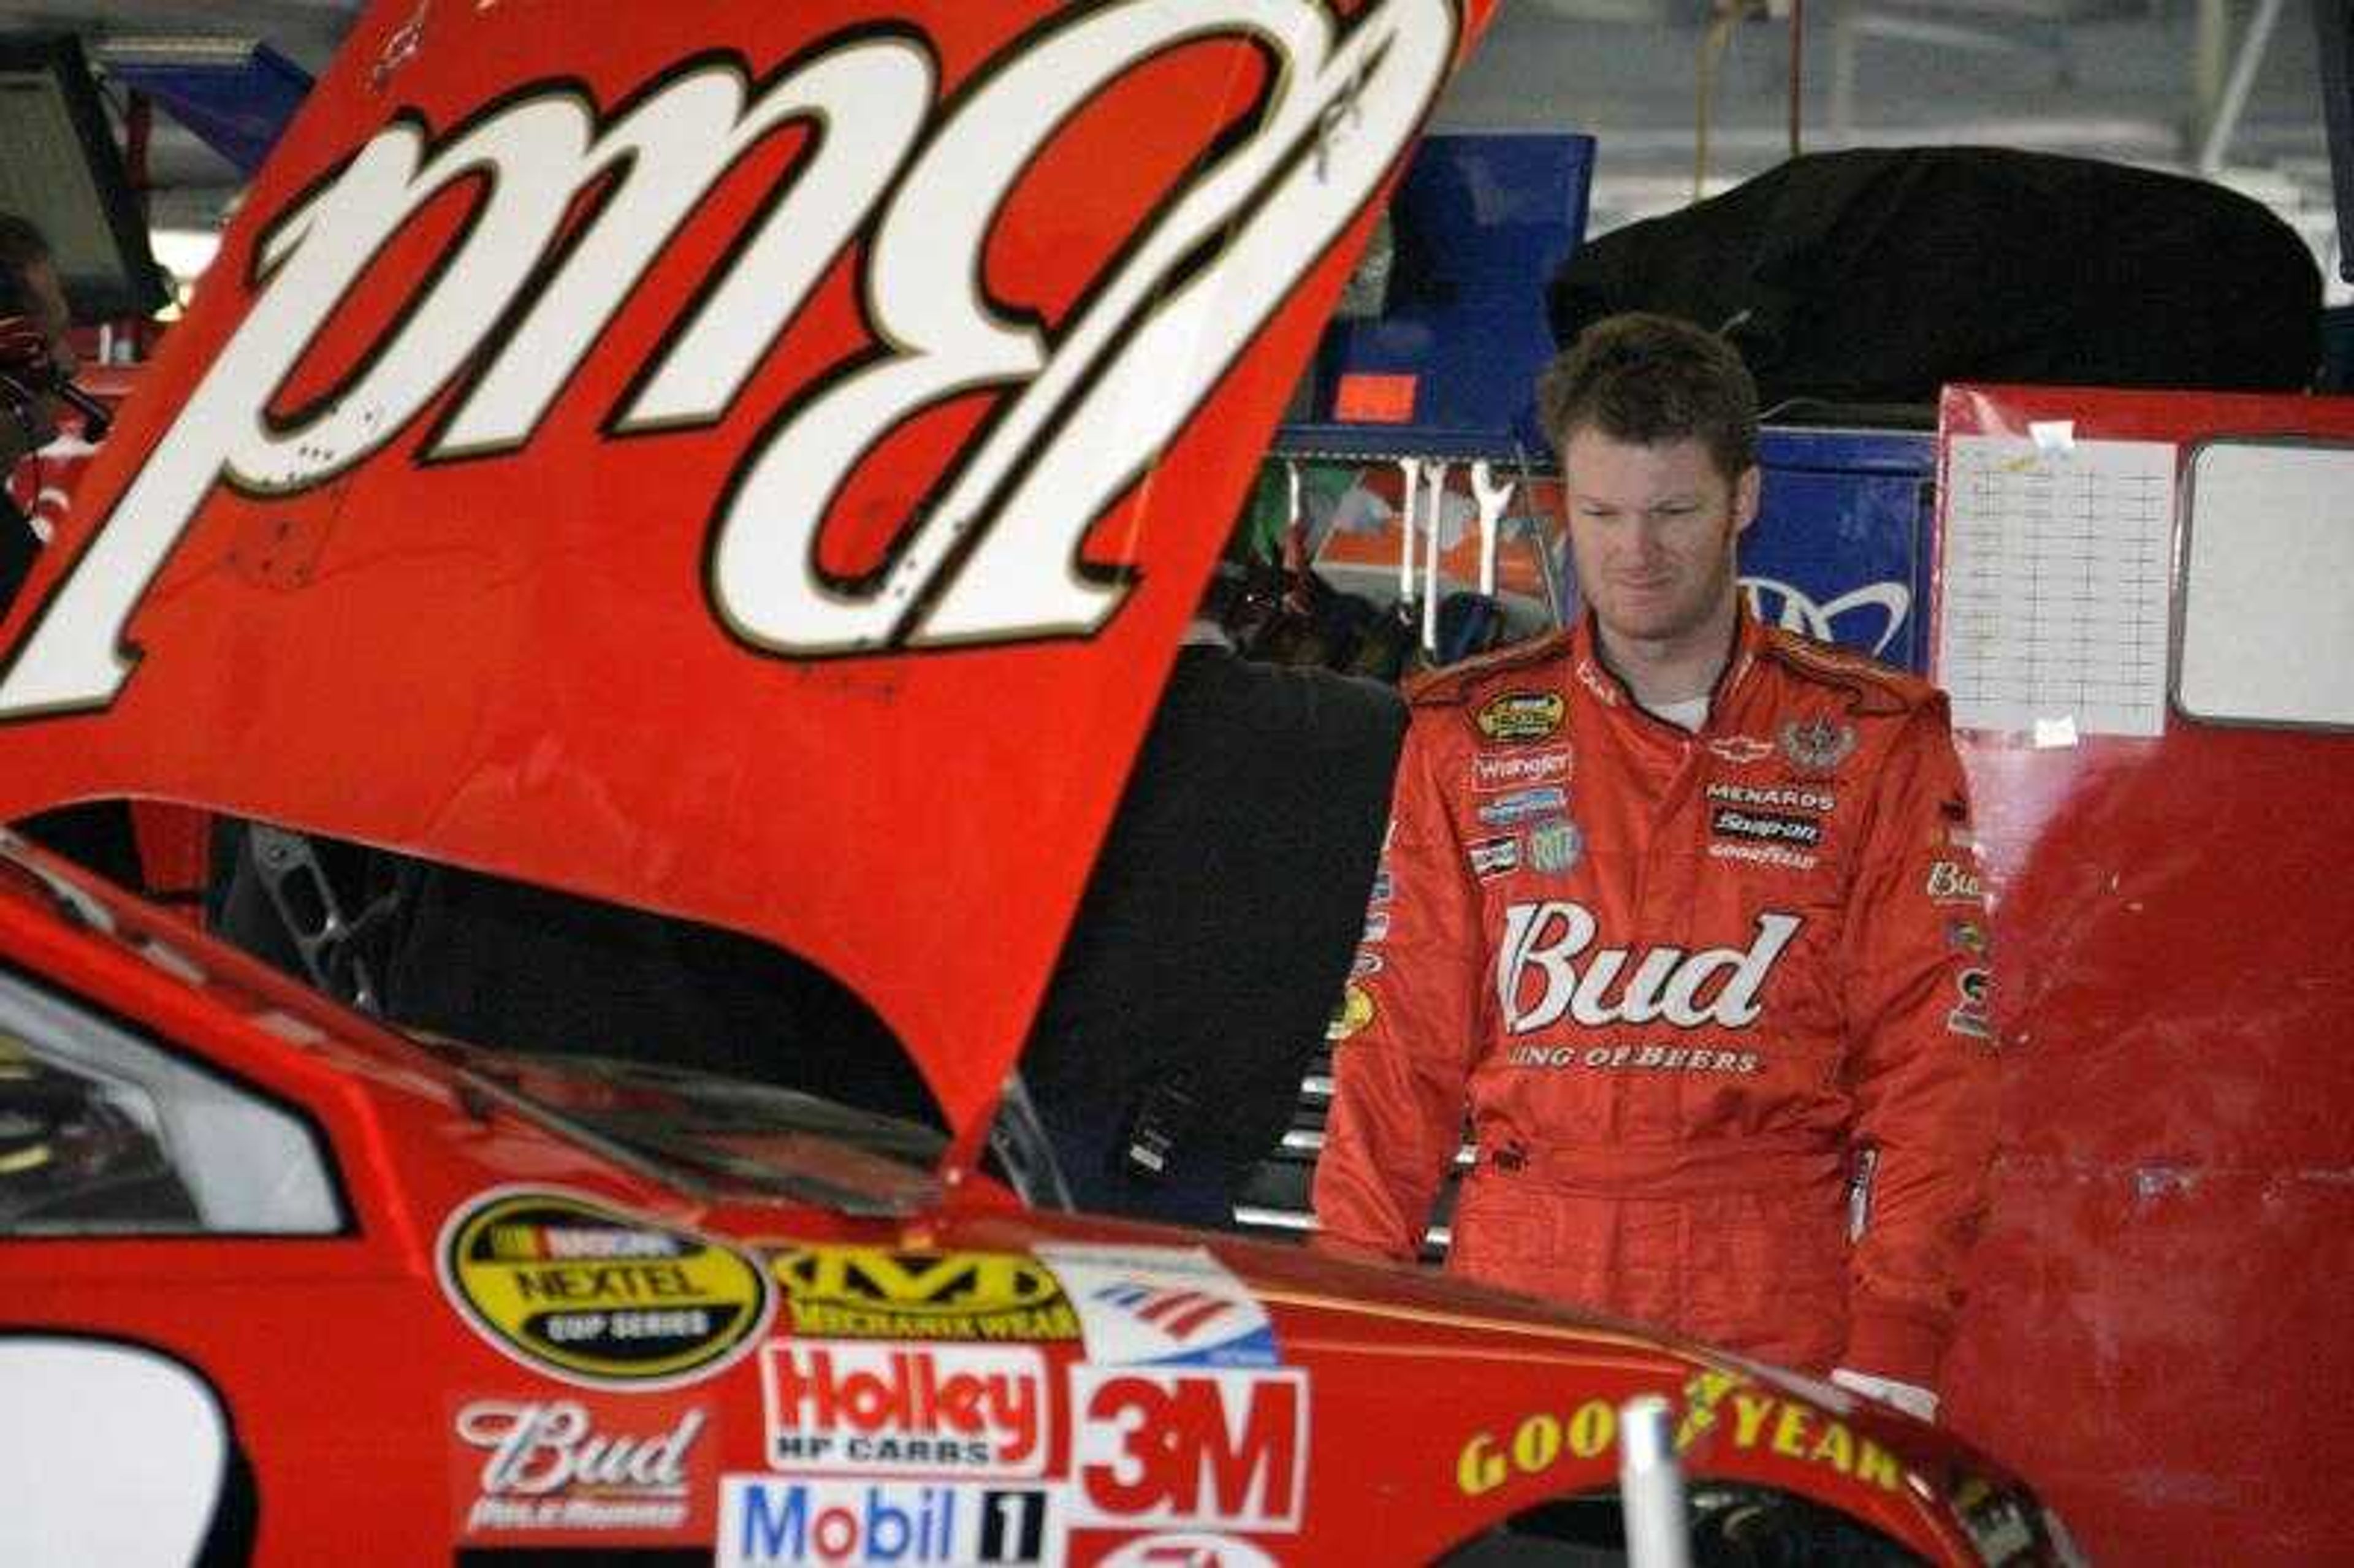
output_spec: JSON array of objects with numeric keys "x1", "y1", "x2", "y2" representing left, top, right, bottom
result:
[
  {"x1": 1362, "y1": 909, "x2": 1391, "y2": 944},
  {"x1": 1779, "y1": 716, "x2": 1857, "y2": 775},
  {"x1": 1526, "y1": 818, "x2": 1583, "y2": 875},
  {"x1": 438, "y1": 1189, "x2": 771, "y2": 1389},
  {"x1": 453, "y1": 1396, "x2": 707, "y2": 1539},
  {"x1": 1710, "y1": 806, "x2": 1824, "y2": 848},
  {"x1": 1574, "y1": 658, "x2": 1619, "y2": 707},
  {"x1": 1925, "y1": 859, "x2": 1986, "y2": 904},
  {"x1": 1368, "y1": 870, "x2": 1394, "y2": 905},
  {"x1": 1476, "y1": 785, "x2": 1567, "y2": 827},
  {"x1": 1070, "y1": 1366, "x2": 1308, "y2": 1531},
  {"x1": 1946, "y1": 918, "x2": 1989, "y2": 957},
  {"x1": 1948, "y1": 967, "x2": 1994, "y2": 1040},
  {"x1": 760, "y1": 1342, "x2": 1048, "y2": 1477},
  {"x1": 1468, "y1": 835, "x2": 1520, "y2": 879},
  {"x1": 770, "y1": 1248, "x2": 1079, "y2": 1342},
  {"x1": 1500, "y1": 903, "x2": 1800, "y2": 1034},
  {"x1": 1349, "y1": 948, "x2": 1384, "y2": 980},
  {"x1": 1326, "y1": 983, "x2": 1376, "y2": 1043},
  {"x1": 1705, "y1": 782, "x2": 1834, "y2": 814},
  {"x1": 1475, "y1": 690, "x2": 1565, "y2": 742},
  {"x1": 1037, "y1": 1244, "x2": 1277, "y2": 1368},
  {"x1": 719, "y1": 1477, "x2": 1053, "y2": 1566},
  {"x1": 1707, "y1": 735, "x2": 1773, "y2": 765},
  {"x1": 1708, "y1": 841, "x2": 1819, "y2": 872},
  {"x1": 1471, "y1": 745, "x2": 1571, "y2": 793}
]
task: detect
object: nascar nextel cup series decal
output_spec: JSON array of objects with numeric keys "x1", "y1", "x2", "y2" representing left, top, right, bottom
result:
[
  {"x1": 0, "y1": 0, "x2": 1461, "y2": 715},
  {"x1": 438, "y1": 1189, "x2": 772, "y2": 1388}
]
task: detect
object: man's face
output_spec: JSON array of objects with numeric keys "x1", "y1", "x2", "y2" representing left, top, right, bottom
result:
[
  {"x1": 2, "y1": 257, "x2": 74, "y2": 463},
  {"x1": 1558, "y1": 425, "x2": 1759, "y2": 653}
]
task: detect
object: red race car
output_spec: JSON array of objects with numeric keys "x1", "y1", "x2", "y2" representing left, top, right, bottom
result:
[{"x1": 0, "y1": 1, "x2": 2073, "y2": 1563}]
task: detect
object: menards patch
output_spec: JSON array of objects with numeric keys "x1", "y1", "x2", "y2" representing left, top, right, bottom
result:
[{"x1": 770, "y1": 1247, "x2": 1081, "y2": 1341}]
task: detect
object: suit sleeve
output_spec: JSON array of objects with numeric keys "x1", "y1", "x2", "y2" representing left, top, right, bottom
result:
[
  {"x1": 1837, "y1": 696, "x2": 1999, "y2": 1388},
  {"x1": 1312, "y1": 712, "x2": 1485, "y2": 1261}
]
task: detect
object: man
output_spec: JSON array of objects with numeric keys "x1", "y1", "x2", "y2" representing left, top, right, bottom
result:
[
  {"x1": 1314, "y1": 313, "x2": 1996, "y2": 1421},
  {"x1": 1, "y1": 212, "x2": 76, "y2": 612}
]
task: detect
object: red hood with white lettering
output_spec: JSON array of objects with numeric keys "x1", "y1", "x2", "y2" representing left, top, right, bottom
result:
[{"x1": 0, "y1": 0, "x2": 1495, "y2": 1151}]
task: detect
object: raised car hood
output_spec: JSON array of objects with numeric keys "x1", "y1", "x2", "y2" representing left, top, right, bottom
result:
[{"x1": 0, "y1": 1, "x2": 1492, "y2": 1152}]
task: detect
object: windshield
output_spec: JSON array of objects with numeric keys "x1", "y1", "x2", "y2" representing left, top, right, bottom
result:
[{"x1": 431, "y1": 1044, "x2": 946, "y2": 1216}]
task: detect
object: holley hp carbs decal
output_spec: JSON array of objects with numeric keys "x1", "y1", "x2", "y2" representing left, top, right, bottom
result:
[{"x1": 438, "y1": 1188, "x2": 772, "y2": 1388}]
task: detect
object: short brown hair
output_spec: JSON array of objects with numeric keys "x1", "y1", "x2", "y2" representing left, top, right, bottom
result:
[{"x1": 1537, "y1": 311, "x2": 1758, "y2": 481}]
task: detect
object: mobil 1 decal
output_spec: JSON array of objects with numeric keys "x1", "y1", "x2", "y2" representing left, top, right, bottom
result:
[
  {"x1": 437, "y1": 1188, "x2": 772, "y2": 1388},
  {"x1": 1037, "y1": 1243, "x2": 1276, "y2": 1368},
  {"x1": 720, "y1": 1475, "x2": 1057, "y2": 1568}
]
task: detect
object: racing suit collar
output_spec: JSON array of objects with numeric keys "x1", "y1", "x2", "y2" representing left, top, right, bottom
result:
[{"x1": 1571, "y1": 606, "x2": 1764, "y2": 731}]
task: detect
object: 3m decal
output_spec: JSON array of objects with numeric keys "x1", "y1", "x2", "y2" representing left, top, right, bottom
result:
[
  {"x1": 1070, "y1": 1366, "x2": 1308, "y2": 1531},
  {"x1": 1475, "y1": 690, "x2": 1565, "y2": 743},
  {"x1": 438, "y1": 1189, "x2": 771, "y2": 1388},
  {"x1": 1038, "y1": 1244, "x2": 1278, "y2": 1368},
  {"x1": 453, "y1": 1397, "x2": 706, "y2": 1537},
  {"x1": 770, "y1": 1247, "x2": 1080, "y2": 1342},
  {"x1": 761, "y1": 1342, "x2": 1048, "y2": 1476},
  {"x1": 1326, "y1": 983, "x2": 1376, "y2": 1043},
  {"x1": 720, "y1": 1477, "x2": 1053, "y2": 1567},
  {"x1": 1471, "y1": 746, "x2": 1571, "y2": 794},
  {"x1": 1498, "y1": 904, "x2": 1800, "y2": 1033},
  {"x1": 0, "y1": 0, "x2": 1462, "y2": 715}
]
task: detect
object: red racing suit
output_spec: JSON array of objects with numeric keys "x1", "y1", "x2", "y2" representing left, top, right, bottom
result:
[{"x1": 1314, "y1": 612, "x2": 1997, "y2": 1388}]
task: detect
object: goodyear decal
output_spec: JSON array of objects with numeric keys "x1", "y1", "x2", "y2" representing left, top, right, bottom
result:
[
  {"x1": 1453, "y1": 1371, "x2": 1905, "y2": 1499},
  {"x1": 439, "y1": 1189, "x2": 771, "y2": 1388},
  {"x1": 770, "y1": 1247, "x2": 1081, "y2": 1342},
  {"x1": 1476, "y1": 690, "x2": 1566, "y2": 743}
]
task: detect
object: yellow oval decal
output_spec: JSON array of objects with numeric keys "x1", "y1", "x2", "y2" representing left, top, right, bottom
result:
[
  {"x1": 1477, "y1": 691, "x2": 1565, "y2": 742},
  {"x1": 439, "y1": 1189, "x2": 771, "y2": 1388}
]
